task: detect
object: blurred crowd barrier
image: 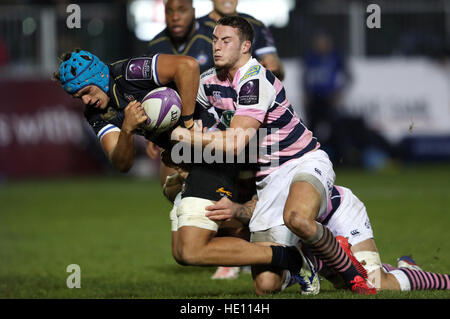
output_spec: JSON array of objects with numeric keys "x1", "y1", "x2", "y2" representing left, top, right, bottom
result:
[{"x1": 0, "y1": 0, "x2": 449, "y2": 178}]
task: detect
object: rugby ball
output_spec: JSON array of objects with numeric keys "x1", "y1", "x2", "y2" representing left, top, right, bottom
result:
[{"x1": 141, "y1": 87, "x2": 182, "y2": 133}]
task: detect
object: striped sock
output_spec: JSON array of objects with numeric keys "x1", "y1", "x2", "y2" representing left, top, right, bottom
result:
[
  {"x1": 399, "y1": 268, "x2": 450, "y2": 290},
  {"x1": 303, "y1": 223, "x2": 361, "y2": 287},
  {"x1": 382, "y1": 263, "x2": 397, "y2": 272}
]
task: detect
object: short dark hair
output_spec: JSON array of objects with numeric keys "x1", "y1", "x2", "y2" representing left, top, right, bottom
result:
[{"x1": 216, "y1": 16, "x2": 254, "y2": 44}]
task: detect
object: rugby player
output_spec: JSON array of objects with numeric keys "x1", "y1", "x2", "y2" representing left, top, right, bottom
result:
[
  {"x1": 52, "y1": 49, "x2": 199, "y2": 172},
  {"x1": 146, "y1": 0, "x2": 260, "y2": 279},
  {"x1": 171, "y1": 16, "x2": 375, "y2": 294},
  {"x1": 198, "y1": 0, "x2": 285, "y2": 80},
  {"x1": 148, "y1": 0, "x2": 215, "y2": 74},
  {"x1": 205, "y1": 186, "x2": 450, "y2": 292},
  {"x1": 52, "y1": 49, "x2": 316, "y2": 289}
]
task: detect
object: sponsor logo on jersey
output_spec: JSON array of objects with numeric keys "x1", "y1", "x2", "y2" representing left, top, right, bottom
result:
[
  {"x1": 239, "y1": 65, "x2": 261, "y2": 83},
  {"x1": 314, "y1": 168, "x2": 322, "y2": 176},
  {"x1": 216, "y1": 187, "x2": 232, "y2": 198},
  {"x1": 125, "y1": 58, "x2": 152, "y2": 81},
  {"x1": 212, "y1": 91, "x2": 222, "y2": 102},
  {"x1": 238, "y1": 79, "x2": 259, "y2": 105}
]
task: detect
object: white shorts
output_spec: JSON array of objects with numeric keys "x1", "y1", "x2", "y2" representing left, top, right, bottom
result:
[
  {"x1": 250, "y1": 225, "x2": 300, "y2": 246},
  {"x1": 325, "y1": 186, "x2": 374, "y2": 246},
  {"x1": 173, "y1": 196, "x2": 221, "y2": 232},
  {"x1": 249, "y1": 149, "x2": 335, "y2": 232},
  {"x1": 169, "y1": 192, "x2": 182, "y2": 232}
]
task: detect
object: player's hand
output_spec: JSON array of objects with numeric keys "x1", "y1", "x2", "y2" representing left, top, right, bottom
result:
[
  {"x1": 122, "y1": 100, "x2": 148, "y2": 134},
  {"x1": 205, "y1": 197, "x2": 236, "y2": 221}
]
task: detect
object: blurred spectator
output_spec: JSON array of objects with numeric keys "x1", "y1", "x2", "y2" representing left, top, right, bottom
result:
[
  {"x1": 302, "y1": 31, "x2": 393, "y2": 169},
  {"x1": 147, "y1": 0, "x2": 214, "y2": 74},
  {"x1": 302, "y1": 31, "x2": 351, "y2": 155}
]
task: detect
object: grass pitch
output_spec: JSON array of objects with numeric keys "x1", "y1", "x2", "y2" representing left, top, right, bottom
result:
[{"x1": 0, "y1": 164, "x2": 449, "y2": 299}]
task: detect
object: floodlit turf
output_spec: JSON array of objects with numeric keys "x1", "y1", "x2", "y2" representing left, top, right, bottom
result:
[{"x1": 0, "y1": 164, "x2": 449, "y2": 299}]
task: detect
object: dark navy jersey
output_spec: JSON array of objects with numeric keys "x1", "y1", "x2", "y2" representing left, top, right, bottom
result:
[
  {"x1": 84, "y1": 54, "x2": 176, "y2": 149},
  {"x1": 197, "y1": 13, "x2": 277, "y2": 59},
  {"x1": 148, "y1": 22, "x2": 214, "y2": 74}
]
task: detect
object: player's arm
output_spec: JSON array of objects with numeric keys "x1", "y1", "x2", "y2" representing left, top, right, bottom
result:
[
  {"x1": 155, "y1": 54, "x2": 200, "y2": 129},
  {"x1": 171, "y1": 115, "x2": 260, "y2": 156},
  {"x1": 258, "y1": 53, "x2": 285, "y2": 81},
  {"x1": 100, "y1": 101, "x2": 147, "y2": 172},
  {"x1": 205, "y1": 194, "x2": 258, "y2": 225}
]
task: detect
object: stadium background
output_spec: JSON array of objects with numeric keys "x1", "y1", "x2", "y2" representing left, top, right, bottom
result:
[{"x1": 0, "y1": 0, "x2": 449, "y2": 299}]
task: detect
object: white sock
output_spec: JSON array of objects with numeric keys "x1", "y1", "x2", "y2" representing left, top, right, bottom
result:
[{"x1": 389, "y1": 269, "x2": 411, "y2": 291}]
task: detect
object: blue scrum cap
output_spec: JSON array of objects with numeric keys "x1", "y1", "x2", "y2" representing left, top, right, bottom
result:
[{"x1": 59, "y1": 50, "x2": 109, "y2": 94}]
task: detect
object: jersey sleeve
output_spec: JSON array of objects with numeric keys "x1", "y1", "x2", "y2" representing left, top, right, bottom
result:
[
  {"x1": 121, "y1": 54, "x2": 162, "y2": 88},
  {"x1": 84, "y1": 108, "x2": 121, "y2": 142},
  {"x1": 234, "y1": 68, "x2": 276, "y2": 123}
]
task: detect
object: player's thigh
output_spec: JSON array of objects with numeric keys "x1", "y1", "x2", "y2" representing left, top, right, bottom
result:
[
  {"x1": 283, "y1": 150, "x2": 335, "y2": 223},
  {"x1": 178, "y1": 226, "x2": 216, "y2": 251}
]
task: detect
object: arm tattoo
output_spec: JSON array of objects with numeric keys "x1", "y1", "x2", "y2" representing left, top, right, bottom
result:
[{"x1": 234, "y1": 195, "x2": 257, "y2": 226}]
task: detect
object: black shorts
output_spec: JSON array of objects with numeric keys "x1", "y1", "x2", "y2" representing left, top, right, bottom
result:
[{"x1": 181, "y1": 164, "x2": 239, "y2": 201}]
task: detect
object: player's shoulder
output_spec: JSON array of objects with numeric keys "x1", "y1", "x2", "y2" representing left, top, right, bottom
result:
[
  {"x1": 148, "y1": 28, "x2": 171, "y2": 48},
  {"x1": 195, "y1": 21, "x2": 213, "y2": 39},
  {"x1": 197, "y1": 14, "x2": 216, "y2": 30},
  {"x1": 200, "y1": 67, "x2": 217, "y2": 82},
  {"x1": 108, "y1": 57, "x2": 130, "y2": 79},
  {"x1": 238, "y1": 13, "x2": 265, "y2": 28},
  {"x1": 237, "y1": 59, "x2": 267, "y2": 86},
  {"x1": 148, "y1": 28, "x2": 170, "y2": 46}
]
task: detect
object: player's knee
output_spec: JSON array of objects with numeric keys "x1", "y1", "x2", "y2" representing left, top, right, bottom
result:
[
  {"x1": 172, "y1": 244, "x2": 187, "y2": 266},
  {"x1": 283, "y1": 208, "x2": 316, "y2": 238},
  {"x1": 253, "y1": 274, "x2": 282, "y2": 296},
  {"x1": 177, "y1": 243, "x2": 204, "y2": 266}
]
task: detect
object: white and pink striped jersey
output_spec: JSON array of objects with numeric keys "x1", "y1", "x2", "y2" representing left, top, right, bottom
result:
[{"x1": 197, "y1": 57, "x2": 319, "y2": 178}]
